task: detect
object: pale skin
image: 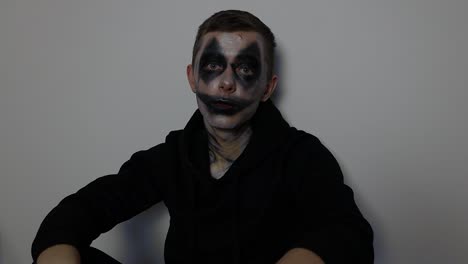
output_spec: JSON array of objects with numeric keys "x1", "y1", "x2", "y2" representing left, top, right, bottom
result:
[{"x1": 36, "y1": 31, "x2": 324, "y2": 264}]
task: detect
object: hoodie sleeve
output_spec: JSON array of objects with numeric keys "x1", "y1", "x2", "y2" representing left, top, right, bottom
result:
[
  {"x1": 286, "y1": 136, "x2": 374, "y2": 264},
  {"x1": 31, "y1": 143, "x2": 170, "y2": 261}
]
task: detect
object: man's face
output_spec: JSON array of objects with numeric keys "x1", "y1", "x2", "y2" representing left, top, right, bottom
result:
[{"x1": 188, "y1": 31, "x2": 277, "y2": 130}]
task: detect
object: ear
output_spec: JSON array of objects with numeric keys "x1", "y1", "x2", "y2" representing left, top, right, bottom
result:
[
  {"x1": 261, "y1": 74, "x2": 278, "y2": 101},
  {"x1": 187, "y1": 64, "x2": 196, "y2": 93}
]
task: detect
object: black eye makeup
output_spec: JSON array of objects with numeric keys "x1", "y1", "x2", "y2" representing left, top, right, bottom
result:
[
  {"x1": 199, "y1": 39, "x2": 227, "y2": 83},
  {"x1": 232, "y1": 43, "x2": 261, "y2": 84},
  {"x1": 197, "y1": 39, "x2": 262, "y2": 88},
  {"x1": 231, "y1": 43, "x2": 261, "y2": 86}
]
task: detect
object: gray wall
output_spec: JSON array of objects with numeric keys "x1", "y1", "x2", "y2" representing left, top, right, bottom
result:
[{"x1": 1, "y1": 0, "x2": 467, "y2": 263}]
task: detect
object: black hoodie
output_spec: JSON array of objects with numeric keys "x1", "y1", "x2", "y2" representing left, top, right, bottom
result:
[{"x1": 32, "y1": 100, "x2": 374, "y2": 263}]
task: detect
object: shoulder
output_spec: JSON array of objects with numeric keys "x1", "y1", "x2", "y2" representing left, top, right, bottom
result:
[
  {"x1": 285, "y1": 128, "x2": 332, "y2": 158},
  {"x1": 119, "y1": 129, "x2": 184, "y2": 172},
  {"x1": 284, "y1": 128, "x2": 344, "y2": 183},
  {"x1": 133, "y1": 129, "x2": 183, "y2": 155}
]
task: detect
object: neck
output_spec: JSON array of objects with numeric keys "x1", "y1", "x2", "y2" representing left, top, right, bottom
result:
[{"x1": 204, "y1": 121, "x2": 253, "y2": 163}]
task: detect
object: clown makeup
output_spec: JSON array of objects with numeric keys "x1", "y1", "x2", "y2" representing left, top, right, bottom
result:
[
  {"x1": 190, "y1": 31, "x2": 273, "y2": 131},
  {"x1": 194, "y1": 35, "x2": 265, "y2": 118},
  {"x1": 198, "y1": 38, "x2": 262, "y2": 89},
  {"x1": 196, "y1": 92, "x2": 252, "y2": 116}
]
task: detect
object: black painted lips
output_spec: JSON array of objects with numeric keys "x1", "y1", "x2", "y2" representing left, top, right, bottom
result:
[
  {"x1": 208, "y1": 99, "x2": 241, "y2": 115},
  {"x1": 196, "y1": 93, "x2": 250, "y2": 116}
]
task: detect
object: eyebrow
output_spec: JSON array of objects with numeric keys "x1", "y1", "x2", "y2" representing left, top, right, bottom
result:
[
  {"x1": 235, "y1": 43, "x2": 261, "y2": 61},
  {"x1": 200, "y1": 38, "x2": 222, "y2": 57},
  {"x1": 200, "y1": 39, "x2": 262, "y2": 62}
]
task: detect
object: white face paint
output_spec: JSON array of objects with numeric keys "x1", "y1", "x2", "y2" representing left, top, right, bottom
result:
[{"x1": 191, "y1": 31, "x2": 271, "y2": 130}]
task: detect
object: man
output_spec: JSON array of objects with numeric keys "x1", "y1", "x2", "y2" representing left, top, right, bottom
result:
[{"x1": 32, "y1": 10, "x2": 374, "y2": 264}]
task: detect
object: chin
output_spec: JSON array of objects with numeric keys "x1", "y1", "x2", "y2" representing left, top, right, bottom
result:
[{"x1": 206, "y1": 114, "x2": 245, "y2": 130}]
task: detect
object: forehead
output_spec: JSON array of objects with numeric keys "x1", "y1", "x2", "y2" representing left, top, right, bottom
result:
[{"x1": 197, "y1": 31, "x2": 265, "y2": 59}]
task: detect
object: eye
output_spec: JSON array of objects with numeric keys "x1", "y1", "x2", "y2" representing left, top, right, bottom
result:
[
  {"x1": 237, "y1": 64, "x2": 254, "y2": 76},
  {"x1": 204, "y1": 63, "x2": 224, "y2": 72}
]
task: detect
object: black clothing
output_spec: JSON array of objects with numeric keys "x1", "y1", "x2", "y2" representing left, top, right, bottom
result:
[
  {"x1": 78, "y1": 247, "x2": 121, "y2": 264},
  {"x1": 32, "y1": 100, "x2": 374, "y2": 263}
]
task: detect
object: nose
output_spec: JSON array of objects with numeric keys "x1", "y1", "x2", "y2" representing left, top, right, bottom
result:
[{"x1": 218, "y1": 67, "x2": 236, "y2": 94}]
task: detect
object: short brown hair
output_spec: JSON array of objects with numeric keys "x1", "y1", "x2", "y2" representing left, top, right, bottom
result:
[{"x1": 192, "y1": 10, "x2": 276, "y2": 79}]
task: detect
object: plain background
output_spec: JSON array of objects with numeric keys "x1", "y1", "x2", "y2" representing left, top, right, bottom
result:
[{"x1": 1, "y1": 0, "x2": 467, "y2": 263}]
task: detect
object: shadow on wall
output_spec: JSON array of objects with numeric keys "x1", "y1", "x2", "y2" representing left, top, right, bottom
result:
[
  {"x1": 120, "y1": 202, "x2": 170, "y2": 264},
  {"x1": 271, "y1": 46, "x2": 285, "y2": 104}
]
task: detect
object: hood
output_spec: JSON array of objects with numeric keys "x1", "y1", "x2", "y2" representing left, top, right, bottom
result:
[{"x1": 177, "y1": 99, "x2": 292, "y2": 263}]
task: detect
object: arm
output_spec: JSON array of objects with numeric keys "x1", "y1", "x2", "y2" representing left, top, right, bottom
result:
[{"x1": 32, "y1": 143, "x2": 172, "y2": 262}]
